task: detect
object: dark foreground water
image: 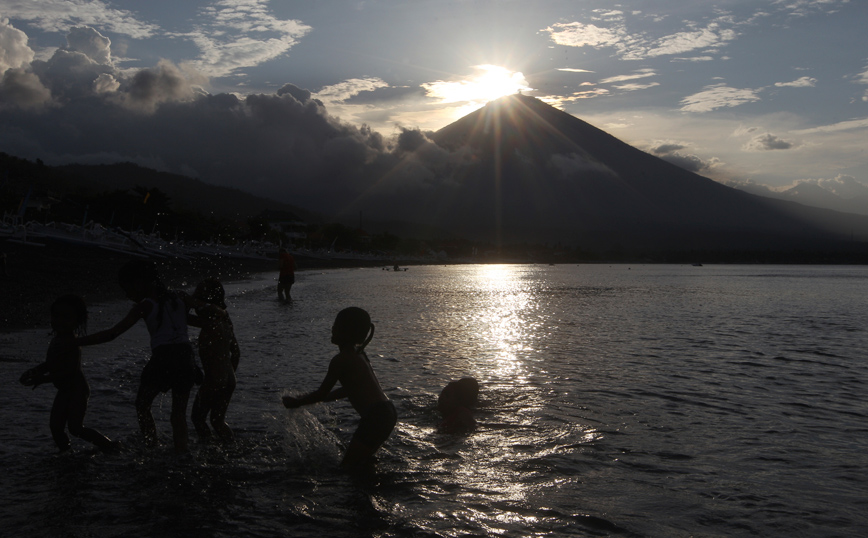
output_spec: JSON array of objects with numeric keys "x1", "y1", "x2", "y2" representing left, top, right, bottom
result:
[{"x1": 1, "y1": 264, "x2": 867, "y2": 537}]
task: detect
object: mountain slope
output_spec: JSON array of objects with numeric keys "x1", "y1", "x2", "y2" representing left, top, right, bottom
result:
[{"x1": 412, "y1": 94, "x2": 868, "y2": 249}]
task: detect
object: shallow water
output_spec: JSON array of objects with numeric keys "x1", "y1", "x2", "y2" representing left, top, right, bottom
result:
[{"x1": 1, "y1": 264, "x2": 867, "y2": 537}]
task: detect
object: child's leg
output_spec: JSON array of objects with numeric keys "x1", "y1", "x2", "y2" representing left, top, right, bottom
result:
[
  {"x1": 135, "y1": 384, "x2": 161, "y2": 447},
  {"x1": 341, "y1": 438, "x2": 378, "y2": 468},
  {"x1": 66, "y1": 382, "x2": 117, "y2": 452},
  {"x1": 170, "y1": 387, "x2": 191, "y2": 453},
  {"x1": 49, "y1": 390, "x2": 72, "y2": 451},
  {"x1": 209, "y1": 377, "x2": 236, "y2": 442},
  {"x1": 191, "y1": 386, "x2": 212, "y2": 439},
  {"x1": 342, "y1": 401, "x2": 397, "y2": 468}
]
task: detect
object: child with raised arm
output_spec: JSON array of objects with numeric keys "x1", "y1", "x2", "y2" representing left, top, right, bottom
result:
[
  {"x1": 76, "y1": 260, "x2": 215, "y2": 454},
  {"x1": 282, "y1": 307, "x2": 397, "y2": 468},
  {"x1": 19, "y1": 294, "x2": 119, "y2": 453},
  {"x1": 188, "y1": 278, "x2": 239, "y2": 442}
]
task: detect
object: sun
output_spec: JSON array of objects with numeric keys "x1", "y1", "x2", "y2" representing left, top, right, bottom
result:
[{"x1": 423, "y1": 65, "x2": 532, "y2": 105}]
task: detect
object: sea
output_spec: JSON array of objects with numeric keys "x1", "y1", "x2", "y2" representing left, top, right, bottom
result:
[{"x1": 1, "y1": 263, "x2": 866, "y2": 538}]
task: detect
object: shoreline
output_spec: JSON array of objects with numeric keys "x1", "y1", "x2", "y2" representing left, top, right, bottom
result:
[{"x1": 0, "y1": 239, "x2": 395, "y2": 332}]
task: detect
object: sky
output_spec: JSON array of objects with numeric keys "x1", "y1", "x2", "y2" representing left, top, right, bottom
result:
[{"x1": 1, "y1": 0, "x2": 867, "y2": 207}]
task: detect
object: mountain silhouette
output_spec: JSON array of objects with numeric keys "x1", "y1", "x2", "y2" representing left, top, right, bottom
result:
[{"x1": 373, "y1": 93, "x2": 868, "y2": 251}]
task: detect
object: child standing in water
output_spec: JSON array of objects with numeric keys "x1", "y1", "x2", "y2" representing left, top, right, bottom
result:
[
  {"x1": 19, "y1": 294, "x2": 119, "y2": 453},
  {"x1": 188, "y1": 278, "x2": 239, "y2": 442},
  {"x1": 282, "y1": 307, "x2": 397, "y2": 468},
  {"x1": 77, "y1": 260, "x2": 213, "y2": 454}
]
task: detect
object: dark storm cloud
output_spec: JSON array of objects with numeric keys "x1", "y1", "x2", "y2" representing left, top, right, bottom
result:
[
  {"x1": 0, "y1": 24, "x2": 478, "y2": 219},
  {"x1": 0, "y1": 67, "x2": 52, "y2": 108}
]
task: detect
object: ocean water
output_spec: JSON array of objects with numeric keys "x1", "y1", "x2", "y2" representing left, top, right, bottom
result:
[{"x1": 1, "y1": 264, "x2": 867, "y2": 537}]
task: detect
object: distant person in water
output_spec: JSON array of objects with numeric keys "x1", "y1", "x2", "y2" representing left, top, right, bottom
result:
[
  {"x1": 75, "y1": 260, "x2": 216, "y2": 454},
  {"x1": 188, "y1": 278, "x2": 239, "y2": 442},
  {"x1": 19, "y1": 294, "x2": 120, "y2": 453},
  {"x1": 282, "y1": 307, "x2": 397, "y2": 468},
  {"x1": 277, "y1": 247, "x2": 296, "y2": 302},
  {"x1": 437, "y1": 377, "x2": 479, "y2": 434}
]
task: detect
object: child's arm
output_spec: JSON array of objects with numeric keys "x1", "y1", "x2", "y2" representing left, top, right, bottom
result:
[
  {"x1": 282, "y1": 357, "x2": 342, "y2": 408},
  {"x1": 75, "y1": 304, "x2": 143, "y2": 346},
  {"x1": 19, "y1": 361, "x2": 51, "y2": 388}
]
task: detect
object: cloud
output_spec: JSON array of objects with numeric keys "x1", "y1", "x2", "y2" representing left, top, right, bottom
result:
[
  {"x1": 813, "y1": 174, "x2": 868, "y2": 198},
  {"x1": 773, "y1": 0, "x2": 852, "y2": 17},
  {"x1": 791, "y1": 117, "x2": 868, "y2": 134},
  {"x1": 650, "y1": 143, "x2": 686, "y2": 154},
  {"x1": 774, "y1": 76, "x2": 817, "y2": 88},
  {"x1": 744, "y1": 133, "x2": 797, "y2": 151},
  {"x1": 855, "y1": 65, "x2": 868, "y2": 102},
  {"x1": 5, "y1": 1, "x2": 310, "y2": 80},
  {"x1": 31, "y1": 48, "x2": 114, "y2": 101},
  {"x1": 120, "y1": 60, "x2": 202, "y2": 112},
  {"x1": 643, "y1": 23, "x2": 737, "y2": 58},
  {"x1": 541, "y1": 88, "x2": 610, "y2": 107},
  {"x1": 66, "y1": 26, "x2": 112, "y2": 65},
  {"x1": 0, "y1": 0, "x2": 159, "y2": 38},
  {"x1": 186, "y1": 0, "x2": 311, "y2": 78},
  {"x1": 778, "y1": 175, "x2": 868, "y2": 200},
  {"x1": 614, "y1": 82, "x2": 659, "y2": 92},
  {"x1": 649, "y1": 142, "x2": 719, "y2": 173},
  {"x1": 542, "y1": 14, "x2": 737, "y2": 61},
  {"x1": 599, "y1": 68, "x2": 656, "y2": 84},
  {"x1": 543, "y1": 21, "x2": 628, "y2": 49},
  {"x1": 0, "y1": 67, "x2": 52, "y2": 108},
  {"x1": 314, "y1": 77, "x2": 390, "y2": 104},
  {"x1": 557, "y1": 68, "x2": 594, "y2": 73},
  {"x1": 680, "y1": 84, "x2": 761, "y2": 112},
  {"x1": 0, "y1": 18, "x2": 34, "y2": 73},
  {"x1": 672, "y1": 56, "x2": 715, "y2": 62}
]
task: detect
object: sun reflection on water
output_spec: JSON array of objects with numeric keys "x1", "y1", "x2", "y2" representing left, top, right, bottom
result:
[{"x1": 470, "y1": 264, "x2": 540, "y2": 383}]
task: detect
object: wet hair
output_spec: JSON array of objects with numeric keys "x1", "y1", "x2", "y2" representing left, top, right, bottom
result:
[
  {"x1": 195, "y1": 278, "x2": 226, "y2": 309},
  {"x1": 51, "y1": 294, "x2": 88, "y2": 335},
  {"x1": 452, "y1": 377, "x2": 480, "y2": 407},
  {"x1": 333, "y1": 307, "x2": 374, "y2": 350}
]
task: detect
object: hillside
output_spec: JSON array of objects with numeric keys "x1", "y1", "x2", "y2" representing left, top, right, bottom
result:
[{"x1": 1, "y1": 152, "x2": 313, "y2": 222}]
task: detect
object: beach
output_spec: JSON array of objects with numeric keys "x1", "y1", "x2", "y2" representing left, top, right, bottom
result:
[
  {"x1": 0, "y1": 239, "x2": 415, "y2": 331},
  {"x1": 0, "y1": 240, "x2": 271, "y2": 331}
]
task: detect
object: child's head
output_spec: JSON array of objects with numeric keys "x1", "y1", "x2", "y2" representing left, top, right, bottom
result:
[
  {"x1": 438, "y1": 376, "x2": 480, "y2": 414},
  {"x1": 51, "y1": 294, "x2": 88, "y2": 335},
  {"x1": 117, "y1": 260, "x2": 160, "y2": 301},
  {"x1": 331, "y1": 307, "x2": 374, "y2": 349},
  {"x1": 194, "y1": 278, "x2": 226, "y2": 309}
]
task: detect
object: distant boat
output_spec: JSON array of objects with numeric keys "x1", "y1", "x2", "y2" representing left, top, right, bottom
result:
[{"x1": 692, "y1": 263, "x2": 703, "y2": 267}]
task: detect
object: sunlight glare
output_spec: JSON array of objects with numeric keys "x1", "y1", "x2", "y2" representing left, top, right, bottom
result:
[
  {"x1": 423, "y1": 65, "x2": 531, "y2": 105},
  {"x1": 473, "y1": 264, "x2": 536, "y2": 380}
]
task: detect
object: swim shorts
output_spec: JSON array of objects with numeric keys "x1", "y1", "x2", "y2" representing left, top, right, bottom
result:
[
  {"x1": 278, "y1": 274, "x2": 295, "y2": 285},
  {"x1": 352, "y1": 400, "x2": 397, "y2": 449},
  {"x1": 141, "y1": 343, "x2": 197, "y2": 393}
]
